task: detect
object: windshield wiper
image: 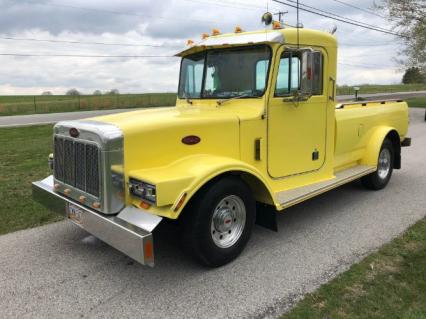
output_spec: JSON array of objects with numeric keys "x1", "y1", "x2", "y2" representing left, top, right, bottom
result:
[{"x1": 217, "y1": 92, "x2": 250, "y2": 106}]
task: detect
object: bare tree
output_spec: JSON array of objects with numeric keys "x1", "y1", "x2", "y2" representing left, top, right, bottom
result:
[
  {"x1": 66, "y1": 88, "x2": 80, "y2": 96},
  {"x1": 41, "y1": 91, "x2": 52, "y2": 95},
  {"x1": 378, "y1": 0, "x2": 426, "y2": 72}
]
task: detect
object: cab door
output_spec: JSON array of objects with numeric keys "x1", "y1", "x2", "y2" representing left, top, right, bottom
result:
[{"x1": 267, "y1": 47, "x2": 328, "y2": 178}]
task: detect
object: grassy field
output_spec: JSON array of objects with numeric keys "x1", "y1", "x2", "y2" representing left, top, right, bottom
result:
[
  {"x1": 281, "y1": 217, "x2": 426, "y2": 319},
  {"x1": 0, "y1": 93, "x2": 176, "y2": 116},
  {"x1": 406, "y1": 97, "x2": 426, "y2": 108},
  {"x1": 337, "y1": 83, "x2": 426, "y2": 96},
  {"x1": 0, "y1": 84, "x2": 425, "y2": 116},
  {"x1": 0, "y1": 125, "x2": 62, "y2": 235}
]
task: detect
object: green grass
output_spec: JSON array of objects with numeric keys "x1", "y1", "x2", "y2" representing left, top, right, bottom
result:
[
  {"x1": 337, "y1": 83, "x2": 426, "y2": 96},
  {"x1": 406, "y1": 97, "x2": 426, "y2": 108},
  {"x1": 281, "y1": 217, "x2": 426, "y2": 319},
  {"x1": 0, "y1": 93, "x2": 176, "y2": 116},
  {"x1": 0, "y1": 125, "x2": 63, "y2": 235}
]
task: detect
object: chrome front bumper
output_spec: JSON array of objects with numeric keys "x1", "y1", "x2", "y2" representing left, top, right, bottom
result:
[{"x1": 32, "y1": 176, "x2": 162, "y2": 267}]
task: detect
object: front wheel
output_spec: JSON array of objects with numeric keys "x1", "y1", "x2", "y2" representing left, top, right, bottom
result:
[
  {"x1": 181, "y1": 177, "x2": 255, "y2": 267},
  {"x1": 361, "y1": 138, "x2": 394, "y2": 190}
]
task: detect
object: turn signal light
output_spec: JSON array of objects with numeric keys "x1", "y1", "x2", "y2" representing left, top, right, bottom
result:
[
  {"x1": 140, "y1": 201, "x2": 151, "y2": 210},
  {"x1": 212, "y1": 28, "x2": 221, "y2": 36}
]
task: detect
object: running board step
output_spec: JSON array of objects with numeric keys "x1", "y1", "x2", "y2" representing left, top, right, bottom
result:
[{"x1": 276, "y1": 165, "x2": 376, "y2": 209}]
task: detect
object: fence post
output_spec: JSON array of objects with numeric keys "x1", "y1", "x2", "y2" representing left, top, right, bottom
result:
[
  {"x1": 34, "y1": 96, "x2": 36, "y2": 113},
  {"x1": 78, "y1": 95, "x2": 81, "y2": 110}
]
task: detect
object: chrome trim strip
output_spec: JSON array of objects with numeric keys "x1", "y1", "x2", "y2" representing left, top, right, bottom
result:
[{"x1": 32, "y1": 175, "x2": 162, "y2": 267}]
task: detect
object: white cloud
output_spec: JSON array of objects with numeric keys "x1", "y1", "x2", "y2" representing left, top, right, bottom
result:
[{"x1": 0, "y1": 0, "x2": 404, "y2": 94}]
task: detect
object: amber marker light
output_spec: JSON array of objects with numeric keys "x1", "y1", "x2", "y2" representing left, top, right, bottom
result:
[
  {"x1": 201, "y1": 32, "x2": 209, "y2": 40},
  {"x1": 272, "y1": 21, "x2": 282, "y2": 29},
  {"x1": 64, "y1": 188, "x2": 71, "y2": 195},
  {"x1": 140, "y1": 201, "x2": 151, "y2": 210},
  {"x1": 144, "y1": 240, "x2": 153, "y2": 260},
  {"x1": 212, "y1": 28, "x2": 221, "y2": 36},
  {"x1": 54, "y1": 183, "x2": 60, "y2": 191},
  {"x1": 174, "y1": 192, "x2": 187, "y2": 212},
  {"x1": 92, "y1": 202, "x2": 101, "y2": 209},
  {"x1": 79, "y1": 196, "x2": 86, "y2": 203},
  {"x1": 187, "y1": 39, "x2": 194, "y2": 46},
  {"x1": 234, "y1": 26, "x2": 243, "y2": 33}
]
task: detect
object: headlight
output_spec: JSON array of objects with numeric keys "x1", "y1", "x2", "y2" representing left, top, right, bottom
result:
[{"x1": 129, "y1": 178, "x2": 156, "y2": 205}]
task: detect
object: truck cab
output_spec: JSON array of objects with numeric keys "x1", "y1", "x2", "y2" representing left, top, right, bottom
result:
[{"x1": 33, "y1": 26, "x2": 410, "y2": 267}]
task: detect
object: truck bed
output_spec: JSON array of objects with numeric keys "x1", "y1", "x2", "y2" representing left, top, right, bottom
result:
[{"x1": 333, "y1": 99, "x2": 409, "y2": 171}]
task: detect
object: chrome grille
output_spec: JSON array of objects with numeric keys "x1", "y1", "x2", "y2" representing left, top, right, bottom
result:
[{"x1": 54, "y1": 136, "x2": 100, "y2": 197}]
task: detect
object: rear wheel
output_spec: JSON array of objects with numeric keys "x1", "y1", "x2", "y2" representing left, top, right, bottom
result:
[
  {"x1": 361, "y1": 138, "x2": 394, "y2": 190},
  {"x1": 182, "y1": 176, "x2": 255, "y2": 267}
]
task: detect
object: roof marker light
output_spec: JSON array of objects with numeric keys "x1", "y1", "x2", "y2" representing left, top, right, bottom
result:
[
  {"x1": 187, "y1": 39, "x2": 194, "y2": 46},
  {"x1": 234, "y1": 26, "x2": 243, "y2": 33},
  {"x1": 272, "y1": 21, "x2": 282, "y2": 29},
  {"x1": 212, "y1": 28, "x2": 221, "y2": 36},
  {"x1": 201, "y1": 32, "x2": 209, "y2": 40}
]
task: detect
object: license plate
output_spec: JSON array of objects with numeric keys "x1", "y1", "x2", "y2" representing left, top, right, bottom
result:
[{"x1": 67, "y1": 203, "x2": 84, "y2": 225}]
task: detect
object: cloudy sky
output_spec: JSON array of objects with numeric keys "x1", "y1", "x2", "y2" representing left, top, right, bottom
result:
[{"x1": 0, "y1": 0, "x2": 404, "y2": 95}]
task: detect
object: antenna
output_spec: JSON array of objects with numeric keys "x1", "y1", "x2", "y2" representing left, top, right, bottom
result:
[{"x1": 296, "y1": 0, "x2": 300, "y2": 48}]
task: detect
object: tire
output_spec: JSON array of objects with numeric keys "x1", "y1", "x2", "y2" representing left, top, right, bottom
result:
[
  {"x1": 181, "y1": 176, "x2": 256, "y2": 267},
  {"x1": 361, "y1": 138, "x2": 394, "y2": 190}
]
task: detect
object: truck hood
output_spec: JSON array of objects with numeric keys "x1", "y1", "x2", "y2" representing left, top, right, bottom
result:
[{"x1": 90, "y1": 106, "x2": 241, "y2": 171}]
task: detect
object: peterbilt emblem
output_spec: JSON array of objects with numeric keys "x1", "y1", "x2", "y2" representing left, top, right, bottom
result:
[
  {"x1": 69, "y1": 127, "x2": 80, "y2": 138},
  {"x1": 182, "y1": 135, "x2": 201, "y2": 145}
]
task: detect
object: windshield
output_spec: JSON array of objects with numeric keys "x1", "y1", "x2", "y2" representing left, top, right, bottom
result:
[{"x1": 178, "y1": 45, "x2": 271, "y2": 99}]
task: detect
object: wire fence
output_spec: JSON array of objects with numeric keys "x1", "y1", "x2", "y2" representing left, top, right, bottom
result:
[{"x1": 0, "y1": 93, "x2": 177, "y2": 116}]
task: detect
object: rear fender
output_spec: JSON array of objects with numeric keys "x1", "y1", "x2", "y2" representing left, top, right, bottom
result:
[{"x1": 360, "y1": 126, "x2": 400, "y2": 168}]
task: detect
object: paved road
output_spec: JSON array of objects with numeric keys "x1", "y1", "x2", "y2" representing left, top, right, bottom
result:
[
  {"x1": 1, "y1": 91, "x2": 425, "y2": 128},
  {"x1": 0, "y1": 108, "x2": 425, "y2": 318}
]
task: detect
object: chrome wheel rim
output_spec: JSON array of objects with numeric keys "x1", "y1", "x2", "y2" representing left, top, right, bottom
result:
[
  {"x1": 211, "y1": 195, "x2": 246, "y2": 249},
  {"x1": 378, "y1": 148, "x2": 391, "y2": 179}
]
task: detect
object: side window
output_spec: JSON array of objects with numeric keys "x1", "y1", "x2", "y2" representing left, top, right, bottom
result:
[
  {"x1": 275, "y1": 54, "x2": 300, "y2": 96},
  {"x1": 275, "y1": 50, "x2": 323, "y2": 97},
  {"x1": 255, "y1": 60, "x2": 269, "y2": 92}
]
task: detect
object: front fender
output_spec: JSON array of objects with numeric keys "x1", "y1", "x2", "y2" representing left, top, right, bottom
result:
[
  {"x1": 360, "y1": 126, "x2": 398, "y2": 167},
  {"x1": 128, "y1": 154, "x2": 274, "y2": 219}
]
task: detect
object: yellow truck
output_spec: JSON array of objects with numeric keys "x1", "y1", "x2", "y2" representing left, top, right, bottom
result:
[{"x1": 33, "y1": 26, "x2": 411, "y2": 267}]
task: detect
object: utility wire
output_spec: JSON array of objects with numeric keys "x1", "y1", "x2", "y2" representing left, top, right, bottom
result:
[
  {"x1": 272, "y1": 0, "x2": 409, "y2": 38},
  {"x1": 276, "y1": 0, "x2": 399, "y2": 34},
  {"x1": 0, "y1": 53, "x2": 176, "y2": 58},
  {"x1": 42, "y1": 3, "x2": 219, "y2": 24},
  {"x1": 331, "y1": 0, "x2": 387, "y2": 19},
  {"x1": 0, "y1": 36, "x2": 177, "y2": 48},
  {"x1": 338, "y1": 62, "x2": 396, "y2": 69}
]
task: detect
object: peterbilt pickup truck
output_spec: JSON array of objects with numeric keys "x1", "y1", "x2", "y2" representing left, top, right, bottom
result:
[{"x1": 33, "y1": 25, "x2": 411, "y2": 267}]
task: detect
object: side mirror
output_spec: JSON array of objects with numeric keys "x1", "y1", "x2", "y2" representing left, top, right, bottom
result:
[{"x1": 300, "y1": 50, "x2": 322, "y2": 97}]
